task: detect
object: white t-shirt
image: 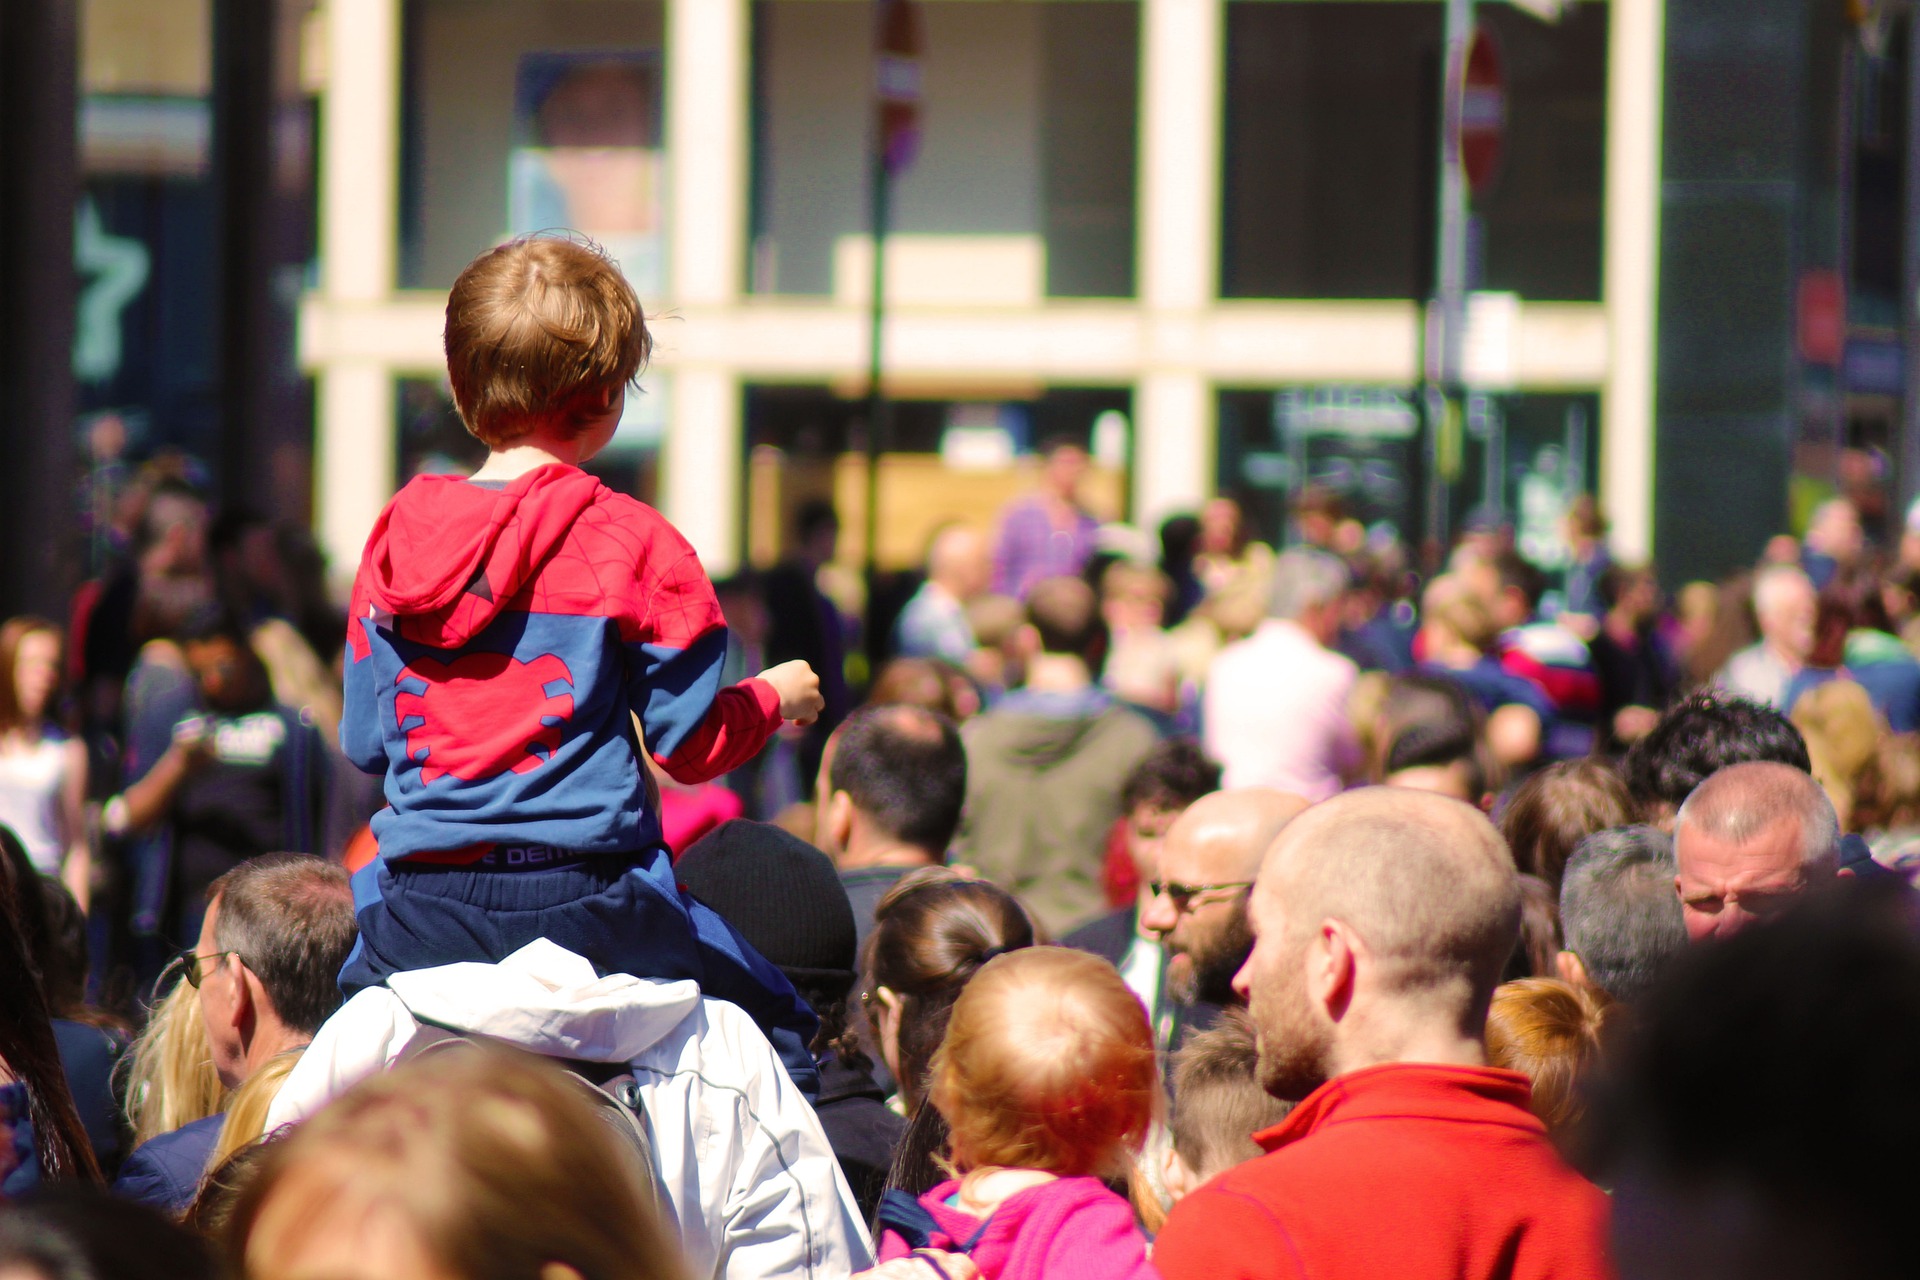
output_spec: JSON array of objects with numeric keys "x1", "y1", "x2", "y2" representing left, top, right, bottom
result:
[{"x1": 0, "y1": 735, "x2": 70, "y2": 872}]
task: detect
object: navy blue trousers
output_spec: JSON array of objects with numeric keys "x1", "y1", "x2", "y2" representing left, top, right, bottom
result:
[{"x1": 338, "y1": 848, "x2": 821, "y2": 1097}]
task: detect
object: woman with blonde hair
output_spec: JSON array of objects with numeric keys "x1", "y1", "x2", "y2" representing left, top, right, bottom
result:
[
  {"x1": 223, "y1": 1046, "x2": 687, "y2": 1280},
  {"x1": 121, "y1": 976, "x2": 229, "y2": 1150},
  {"x1": 203, "y1": 1049, "x2": 302, "y2": 1177},
  {"x1": 1792, "y1": 678, "x2": 1881, "y2": 831},
  {"x1": 1853, "y1": 733, "x2": 1920, "y2": 878}
]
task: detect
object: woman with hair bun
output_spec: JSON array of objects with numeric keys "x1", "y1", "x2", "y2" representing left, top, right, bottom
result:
[{"x1": 863, "y1": 868, "x2": 1036, "y2": 1197}]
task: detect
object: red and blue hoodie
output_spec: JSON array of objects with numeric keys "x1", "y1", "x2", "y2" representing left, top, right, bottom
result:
[{"x1": 343, "y1": 465, "x2": 780, "y2": 863}]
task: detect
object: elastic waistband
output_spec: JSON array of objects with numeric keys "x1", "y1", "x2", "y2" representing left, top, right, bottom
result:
[{"x1": 394, "y1": 844, "x2": 630, "y2": 873}]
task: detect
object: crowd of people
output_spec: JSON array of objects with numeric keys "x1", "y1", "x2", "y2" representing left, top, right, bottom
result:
[{"x1": 0, "y1": 232, "x2": 1916, "y2": 1280}]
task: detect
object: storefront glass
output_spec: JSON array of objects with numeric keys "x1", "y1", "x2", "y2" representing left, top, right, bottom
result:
[{"x1": 750, "y1": 0, "x2": 1138, "y2": 299}]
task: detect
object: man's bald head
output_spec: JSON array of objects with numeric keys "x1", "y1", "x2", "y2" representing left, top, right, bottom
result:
[
  {"x1": 927, "y1": 524, "x2": 990, "y2": 598},
  {"x1": 1145, "y1": 789, "x2": 1312, "y2": 1007},
  {"x1": 1255, "y1": 787, "x2": 1520, "y2": 1010},
  {"x1": 1676, "y1": 762, "x2": 1839, "y2": 872},
  {"x1": 1166, "y1": 788, "x2": 1313, "y2": 884},
  {"x1": 1673, "y1": 761, "x2": 1841, "y2": 942}
]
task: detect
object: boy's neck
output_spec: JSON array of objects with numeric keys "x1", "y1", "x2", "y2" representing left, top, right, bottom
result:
[{"x1": 471, "y1": 440, "x2": 578, "y2": 483}]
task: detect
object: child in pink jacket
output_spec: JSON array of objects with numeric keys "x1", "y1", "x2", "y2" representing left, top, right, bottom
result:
[{"x1": 872, "y1": 947, "x2": 1160, "y2": 1280}]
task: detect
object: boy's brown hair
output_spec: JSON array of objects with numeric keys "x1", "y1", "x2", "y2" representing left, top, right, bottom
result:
[
  {"x1": 444, "y1": 235, "x2": 652, "y2": 446},
  {"x1": 1169, "y1": 1008, "x2": 1293, "y2": 1182}
]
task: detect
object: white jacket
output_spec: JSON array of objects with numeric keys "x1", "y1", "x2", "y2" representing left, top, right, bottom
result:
[{"x1": 267, "y1": 940, "x2": 874, "y2": 1280}]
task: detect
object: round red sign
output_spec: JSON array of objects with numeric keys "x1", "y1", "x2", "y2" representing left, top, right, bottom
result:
[{"x1": 1457, "y1": 26, "x2": 1506, "y2": 196}]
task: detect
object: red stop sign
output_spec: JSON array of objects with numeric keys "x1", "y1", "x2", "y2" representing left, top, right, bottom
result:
[
  {"x1": 1455, "y1": 26, "x2": 1506, "y2": 197},
  {"x1": 876, "y1": 0, "x2": 924, "y2": 176}
]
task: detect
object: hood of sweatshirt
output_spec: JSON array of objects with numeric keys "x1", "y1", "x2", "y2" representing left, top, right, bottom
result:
[
  {"x1": 386, "y1": 939, "x2": 703, "y2": 1063},
  {"x1": 973, "y1": 686, "x2": 1124, "y2": 769},
  {"x1": 359, "y1": 465, "x2": 603, "y2": 647}
]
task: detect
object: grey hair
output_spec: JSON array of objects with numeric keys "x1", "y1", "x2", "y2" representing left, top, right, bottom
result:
[
  {"x1": 1269, "y1": 548, "x2": 1349, "y2": 621},
  {"x1": 1674, "y1": 761, "x2": 1840, "y2": 872},
  {"x1": 1559, "y1": 826, "x2": 1687, "y2": 1004}
]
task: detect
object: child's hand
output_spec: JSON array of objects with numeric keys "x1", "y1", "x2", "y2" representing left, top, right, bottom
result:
[{"x1": 757, "y1": 661, "x2": 825, "y2": 727}]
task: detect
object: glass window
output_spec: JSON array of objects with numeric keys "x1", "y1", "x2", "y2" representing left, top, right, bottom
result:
[
  {"x1": 1217, "y1": 386, "x2": 1598, "y2": 551},
  {"x1": 1222, "y1": 3, "x2": 1441, "y2": 300},
  {"x1": 77, "y1": 0, "x2": 218, "y2": 462},
  {"x1": 750, "y1": 0, "x2": 1137, "y2": 298},
  {"x1": 1476, "y1": 4, "x2": 1606, "y2": 301},
  {"x1": 401, "y1": 0, "x2": 667, "y2": 291},
  {"x1": 743, "y1": 384, "x2": 1131, "y2": 568},
  {"x1": 1222, "y1": 2, "x2": 1604, "y2": 302}
]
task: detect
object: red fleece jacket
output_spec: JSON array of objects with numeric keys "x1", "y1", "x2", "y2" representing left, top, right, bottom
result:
[{"x1": 1154, "y1": 1062, "x2": 1614, "y2": 1280}]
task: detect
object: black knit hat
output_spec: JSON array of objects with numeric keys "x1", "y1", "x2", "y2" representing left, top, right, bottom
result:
[{"x1": 676, "y1": 820, "x2": 860, "y2": 1005}]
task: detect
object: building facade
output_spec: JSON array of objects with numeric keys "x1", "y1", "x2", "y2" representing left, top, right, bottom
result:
[{"x1": 299, "y1": 0, "x2": 1661, "y2": 582}]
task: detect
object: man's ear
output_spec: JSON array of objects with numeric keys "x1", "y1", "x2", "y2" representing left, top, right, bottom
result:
[
  {"x1": 1555, "y1": 949, "x2": 1589, "y2": 988},
  {"x1": 227, "y1": 960, "x2": 262, "y2": 1036},
  {"x1": 1307, "y1": 921, "x2": 1357, "y2": 1023},
  {"x1": 824, "y1": 790, "x2": 856, "y2": 856}
]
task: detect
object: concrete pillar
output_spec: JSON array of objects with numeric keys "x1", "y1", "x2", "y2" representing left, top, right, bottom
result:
[
  {"x1": 1136, "y1": 371, "x2": 1215, "y2": 529},
  {"x1": 0, "y1": 0, "x2": 78, "y2": 615},
  {"x1": 316, "y1": 361, "x2": 395, "y2": 583},
  {"x1": 1133, "y1": 0, "x2": 1222, "y2": 531},
  {"x1": 661, "y1": 0, "x2": 749, "y2": 573},
  {"x1": 1600, "y1": 0, "x2": 1665, "y2": 564},
  {"x1": 314, "y1": 0, "x2": 401, "y2": 580}
]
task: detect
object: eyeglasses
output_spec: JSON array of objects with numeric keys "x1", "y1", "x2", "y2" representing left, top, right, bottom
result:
[
  {"x1": 174, "y1": 949, "x2": 241, "y2": 989},
  {"x1": 1149, "y1": 880, "x2": 1254, "y2": 913}
]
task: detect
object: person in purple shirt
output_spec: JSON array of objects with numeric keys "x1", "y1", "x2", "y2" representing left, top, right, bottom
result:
[{"x1": 993, "y1": 438, "x2": 1099, "y2": 599}]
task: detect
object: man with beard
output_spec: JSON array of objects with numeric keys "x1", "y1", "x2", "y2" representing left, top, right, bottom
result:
[
  {"x1": 1153, "y1": 788, "x2": 1611, "y2": 1280},
  {"x1": 1138, "y1": 789, "x2": 1306, "y2": 1051}
]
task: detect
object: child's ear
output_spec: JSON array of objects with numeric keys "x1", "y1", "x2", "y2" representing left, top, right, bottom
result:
[{"x1": 1162, "y1": 1145, "x2": 1196, "y2": 1201}]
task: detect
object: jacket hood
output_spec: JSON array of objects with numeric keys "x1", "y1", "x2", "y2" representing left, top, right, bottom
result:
[
  {"x1": 386, "y1": 939, "x2": 703, "y2": 1063},
  {"x1": 360, "y1": 465, "x2": 603, "y2": 646},
  {"x1": 977, "y1": 688, "x2": 1120, "y2": 768}
]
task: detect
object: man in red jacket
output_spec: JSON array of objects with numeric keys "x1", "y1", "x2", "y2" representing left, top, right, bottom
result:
[{"x1": 1154, "y1": 787, "x2": 1614, "y2": 1280}]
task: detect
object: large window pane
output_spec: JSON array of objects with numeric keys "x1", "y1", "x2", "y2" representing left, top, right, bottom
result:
[
  {"x1": 78, "y1": 0, "x2": 218, "y2": 463},
  {"x1": 1477, "y1": 3, "x2": 1606, "y2": 301},
  {"x1": 750, "y1": 0, "x2": 1136, "y2": 299},
  {"x1": 1223, "y1": 3, "x2": 1440, "y2": 300},
  {"x1": 1223, "y1": 2, "x2": 1604, "y2": 302},
  {"x1": 402, "y1": 0, "x2": 667, "y2": 291}
]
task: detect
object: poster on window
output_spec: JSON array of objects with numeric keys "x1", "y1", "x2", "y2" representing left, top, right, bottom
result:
[{"x1": 510, "y1": 52, "x2": 666, "y2": 449}]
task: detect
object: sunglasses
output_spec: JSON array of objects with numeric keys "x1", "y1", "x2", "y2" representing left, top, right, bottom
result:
[
  {"x1": 167, "y1": 948, "x2": 242, "y2": 990},
  {"x1": 1149, "y1": 880, "x2": 1254, "y2": 912}
]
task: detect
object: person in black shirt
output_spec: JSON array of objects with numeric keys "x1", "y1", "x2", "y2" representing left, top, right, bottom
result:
[{"x1": 106, "y1": 610, "x2": 325, "y2": 946}]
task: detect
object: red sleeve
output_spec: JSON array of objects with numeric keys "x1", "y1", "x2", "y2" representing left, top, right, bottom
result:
[
  {"x1": 653, "y1": 677, "x2": 782, "y2": 785},
  {"x1": 1154, "y1": 1186, "x2": 1304, "y2": 1280},
  {"x1": 1104, "y1": 816, "x2": 1138, "y2": 908}
]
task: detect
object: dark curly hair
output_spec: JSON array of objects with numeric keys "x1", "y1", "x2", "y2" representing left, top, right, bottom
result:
[
  {"x1": 1120, "y1": 738, "x2": 1222, "y2": 814},
  {"x1": 1621, "y1": 690, "x2": 1809, "y2": 821}
]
